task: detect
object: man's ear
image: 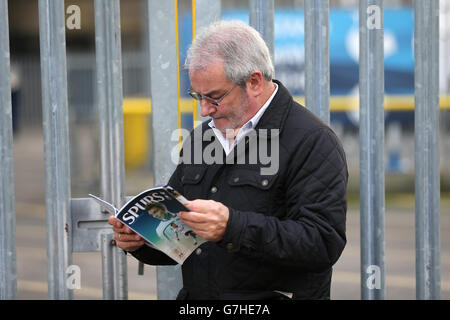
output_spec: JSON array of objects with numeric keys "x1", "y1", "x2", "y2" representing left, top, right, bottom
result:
[{"x1": 246, "y1": 71, "x2": 264, "y2": 97}]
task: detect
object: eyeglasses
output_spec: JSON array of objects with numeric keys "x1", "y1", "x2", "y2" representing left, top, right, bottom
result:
[{"x1": 187, "y1": 84, "x2": 238, "y2": 107}]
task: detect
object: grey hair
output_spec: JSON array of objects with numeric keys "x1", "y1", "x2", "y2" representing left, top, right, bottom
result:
[{"x1": 185, "y1": 20, "x2": 274, "y2": 86}]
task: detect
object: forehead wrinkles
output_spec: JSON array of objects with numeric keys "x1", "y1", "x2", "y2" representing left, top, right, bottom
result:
[{"x1": 189, "y1": 62, "x2": 229, "y2": 93}]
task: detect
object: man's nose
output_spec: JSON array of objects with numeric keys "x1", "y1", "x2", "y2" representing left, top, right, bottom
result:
[{"x1": 200, "y1": 99, "x2": 216, "y2": 117}]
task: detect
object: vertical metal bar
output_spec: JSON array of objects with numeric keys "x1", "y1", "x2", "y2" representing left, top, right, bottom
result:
[
  {"x1": 193, "y1": 0, "x2": 221, "y2": 124},
  {"x1": 414, "y1": 0, "x2": 441, "y2": 300},
  {"x1": 249, "y1": 0, "x2": 274, "y2": 62},
  {"x1": 359, "y1": 0, "x2": 385, "y2": 300},
  {"x1": 147, "y1": 0, "x2": 183, "y2": 300},
  {"x1": 100, "y1": 232, "x2": 114, "y2": 300},
  {"x1": 0, "y1": 0, "x2": 17, "y2": 300},
  {"x1": 94, "y1": 0, "x2": 128, "y2": 300},
  {"x1": 304, "y1": 0, "x2": 330, "y2": 124},
  {"x1": 194, "y1": 0, "x2": 221, "y2": 33},
  {"x1": 38, "y1": 0, "x2": 73, "y2": 300}
]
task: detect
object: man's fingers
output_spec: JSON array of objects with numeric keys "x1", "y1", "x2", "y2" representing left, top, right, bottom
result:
[
  {"x1": 115, "y1": 239, "x2": 145, "y2": 252},
  {"x1": 108, "y1": 216, "x2": 125, "y2": 230},
  {"x1": 115, "y1": 232, "x2": 143, "y2": 242},
  {"x1": 108, "y1": 216, "x2": 136, "y2": 234},
  {"x1": 108, "y1": 215, "x2": 120, "y2": 227},
  {"x1": 185, "y1": 199, "x2": 212, "y2": 213},
  {"x1": 179, "y1": 210, "x2": 209, "y2": 224},
  {"x1": 122, "y1": 226, "x2": 135, "y2": 234},
  {"x1": 112, "y1": 226, "x2": 145, "y2": 252},
  {"x1": 109, "y1": 214, "x2": 145, "y2": 252},
  {"x1": 181, "y1": 200, "x2": 229, "y2": 242}
]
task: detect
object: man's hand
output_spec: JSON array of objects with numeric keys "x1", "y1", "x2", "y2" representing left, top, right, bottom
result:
[
  {"x1": 108, "y1": 216, "x2": 145, "y2": 252},
  {"x1": 179, "y1": 199, "x2": 229, "y2": 242}
]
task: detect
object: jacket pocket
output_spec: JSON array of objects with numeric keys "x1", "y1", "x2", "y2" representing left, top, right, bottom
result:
[
  {"x1": 226, "y1": 168, "x2": 278, "y2": 213},
  {"x1": 180, "y1": 165, "x2": 207, "y2": 200},
  {"x1": 181, "y1": 165, "x2": 206, "y2": 185},
  {"x1": 227, "y1": 169, "x2": 277, "y2": 190}
]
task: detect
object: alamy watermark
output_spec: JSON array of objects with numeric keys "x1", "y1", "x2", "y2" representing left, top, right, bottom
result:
[
  {"x1": 366, "y1": 5, "x2": 382, "y2": 30},
  {"x1": 66, "y1": 264, "x2": 81, "y2": 290},
  {"x1": 366, "y1": 265, "x2": 382, "y2": 290},
  {"x1": 66, "y1": 5, "x2": 81, "y2": 30},
  {"x1": 170, "y1": 126, "x2": 280, "y2": 175}
]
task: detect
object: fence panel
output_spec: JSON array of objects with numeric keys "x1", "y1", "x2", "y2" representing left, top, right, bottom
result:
[
  {"x1": 147, "y1": 0, "x2": 183, "y2": 300},
  {"x1": 193, "y1": 0, "x2": 221, "y2": 123},
  {"x1": 249, "y1": 0, "x2": 275, "y2": 61},
  {"x1": 0, "y1": 0, "x2": 17, "y2": 300},
  {"x1": 414, "y1": 0, "x2": 441, "y2": 300},
  {"x1": 94, "y1": 0, "x2": 128, "y2": 300},
  {"x1": 359, "y1": 0, "x2": 386, "y2": 300},
  {"x1": 0, "y1": 0, "x2": 444, "y2": 301},
  {"x1": 38, "y1": 0, "x2": 72, "y2": 300},
  {"x1": 304, "y1": 0, "x2": 330, "y2": 124}
]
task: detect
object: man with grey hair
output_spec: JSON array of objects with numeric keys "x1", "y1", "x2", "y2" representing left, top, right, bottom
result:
[{"x1": 109, "y1": 20, "x2": 348, "y2": 300}]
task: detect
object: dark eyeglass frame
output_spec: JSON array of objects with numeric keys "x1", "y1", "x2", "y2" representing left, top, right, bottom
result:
[{"x1": 187, "y1": 84, "x2": 238, "y2": 107}]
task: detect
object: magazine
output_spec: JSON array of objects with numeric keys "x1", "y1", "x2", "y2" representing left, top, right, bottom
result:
[{"x1": 89, "y1": 185, "x2": 206, "y2": 264}]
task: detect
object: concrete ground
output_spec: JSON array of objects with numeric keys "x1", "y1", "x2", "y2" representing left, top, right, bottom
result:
[{"x1": 9, "y1": 126, "x2": 450, "y2": 300}]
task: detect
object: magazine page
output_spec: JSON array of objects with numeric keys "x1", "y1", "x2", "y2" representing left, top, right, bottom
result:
[
  {"x1": 115, "y1": 186, "x2": 206, "y2": 264},
  {"x1": 89, "y1": 194, "x2": 118, "y2": 215}
]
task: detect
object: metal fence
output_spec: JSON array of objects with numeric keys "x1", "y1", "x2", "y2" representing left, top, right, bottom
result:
[{"x1": 0, "y1": 0, "x2": 443, "y2": 300}]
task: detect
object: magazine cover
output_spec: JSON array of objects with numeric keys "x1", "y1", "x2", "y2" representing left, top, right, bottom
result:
[{"x1": 89, "y1": 186, "x2": 206, "y2": 264}]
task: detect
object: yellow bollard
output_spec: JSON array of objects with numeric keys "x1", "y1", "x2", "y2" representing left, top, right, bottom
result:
[{"x1": 123, "y1": 98, "x2": 151, "y2": 170}]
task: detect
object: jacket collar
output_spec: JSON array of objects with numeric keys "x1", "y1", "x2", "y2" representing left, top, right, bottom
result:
[{"x1": 254, "y1": 79, "x2": 293, "y2": 132}]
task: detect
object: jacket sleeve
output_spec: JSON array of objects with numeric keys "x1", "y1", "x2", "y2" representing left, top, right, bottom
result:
[
  {"x1": 217, "y1": 127, "x2": 348, "y2": 271},
  {"x1": 130, "y1": 244, "x2": 178, "y2": 265}
]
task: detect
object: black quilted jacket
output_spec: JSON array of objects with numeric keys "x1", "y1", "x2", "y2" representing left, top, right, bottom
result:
[{"x1": 132, "y1": 80, "x2": 348, "y2": 300}]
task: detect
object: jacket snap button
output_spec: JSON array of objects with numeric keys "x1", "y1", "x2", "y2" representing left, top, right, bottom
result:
[
  {"x1": 211, "y1": 186, "x2": 217, "y2": 193},
  {"x1": 194, "y1": 174, "x2": 200, "y2": 180},
  {"x1": 226, "y1": 243, "x2": 233, "y2": 251},
  {"x1": 195, "y1": 248, "x2": 202, "y2": 255},
  {"x1": 261, "y1": 179, "x2": 269, "y2": 186},
  {"x1": 233, "y1": 177, "x2": 239, "y2": 183}
]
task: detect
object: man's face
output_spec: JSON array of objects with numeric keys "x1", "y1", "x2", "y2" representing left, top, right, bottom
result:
[
  {"x1": 189, "y1": 61, "x2": 250, "y2": 132},
  {"x1": 148, "y1": 206, "x2": 164, "y2": 219}
]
